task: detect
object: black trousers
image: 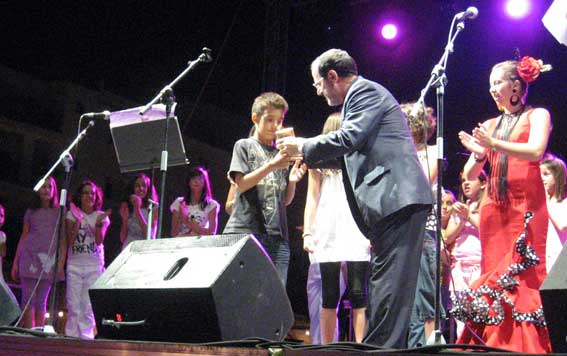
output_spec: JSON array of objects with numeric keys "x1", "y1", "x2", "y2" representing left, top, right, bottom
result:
[
  {"x1": 320, "y1": 261, "x2": 369, "y2": 309},
  {"x1": 363, "y1": 204, "x2": 430, "y2": 349}
]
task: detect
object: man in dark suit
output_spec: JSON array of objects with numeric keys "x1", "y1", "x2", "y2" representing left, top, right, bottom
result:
[{"x1": 277, "y1": 49, "x2": 433, "y2": 348}]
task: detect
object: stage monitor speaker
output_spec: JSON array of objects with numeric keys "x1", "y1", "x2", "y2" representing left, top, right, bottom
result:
[
  {"x1": 540, "y1": 244, "x2": 567, "y2": 353},
  {"x1": 0, "y1": 279, "x2": 21, "y2": 326},
  {"x1": 90, "y1": 234, "x2": 294, "y2": 343}
]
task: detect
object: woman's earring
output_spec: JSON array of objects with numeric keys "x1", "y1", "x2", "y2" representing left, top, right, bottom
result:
[{"x1": 510, "y1": 88, "x2": 520, "y2": 106}]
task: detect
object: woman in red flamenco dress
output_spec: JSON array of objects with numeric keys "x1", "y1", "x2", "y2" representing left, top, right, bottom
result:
[{"x1": 455, "y1": 56, "x2": 553, "y2": 353}]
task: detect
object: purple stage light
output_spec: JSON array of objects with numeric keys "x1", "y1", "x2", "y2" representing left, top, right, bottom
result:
[
  {"x1": 505, "y1": 0, "x2": 531, "y2": 19},
  {"x1": 381, "y1": 23, "x2": 398, "y2": 40}
]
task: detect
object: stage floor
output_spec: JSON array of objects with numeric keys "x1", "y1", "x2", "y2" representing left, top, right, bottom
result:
[{"x1": 1, "y1": 332, "x2": 559, "y2": 356}]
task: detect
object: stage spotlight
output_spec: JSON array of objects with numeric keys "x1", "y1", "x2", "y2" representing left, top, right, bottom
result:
[
  {"x1": 381, "y1": 23, "x2": 398, "y2": 40},
  {"x1": 505, "y1": 0, "x2": 531, "y2": 19}
]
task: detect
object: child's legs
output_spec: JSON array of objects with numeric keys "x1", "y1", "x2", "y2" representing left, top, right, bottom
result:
[
  {"x1": 21, "y1": 277, "x2": 51, "y2": 328},
  {"x1": 77, "y1": 264, "x2": 104, "y2": 339},
  {"x1": 306, "y1": 263, "x2": 323, "y2": 344},
  {"x1": 258, "y1": 235, "x2": 290, "y2": 286},
  {"x1": 320, "y1": 262, "x2": 341, "y2": 344},
  {"x1": 65, "y1": 264, "x2": 82, "y2": 337},
  {"x1": 346, "y1": 261, "x2": 369, "y2": 342},
  {"x1": 408, "y1": 230, "x2": 437, "y2": 348}
]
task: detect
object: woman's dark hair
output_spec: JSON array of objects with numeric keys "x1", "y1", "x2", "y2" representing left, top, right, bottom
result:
[
  {"x1": 184, "y1": 166, "x2": 213, "y2": 210},
  {"x1": 73, "y1": 179, "x2": 103, "y2": 211},
  {"x1": 122, "y1": 173, "x2": 158, "y2": 213}
]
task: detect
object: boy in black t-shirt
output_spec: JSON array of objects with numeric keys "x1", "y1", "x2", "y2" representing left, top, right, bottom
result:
[{"x1": 223, "y1": 92, "x2": 306, "y2": 285}]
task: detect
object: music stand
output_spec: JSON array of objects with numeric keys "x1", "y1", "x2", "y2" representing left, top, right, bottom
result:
[{"x1": 109, "y1": 104, "x2": 188, "y2": 173}]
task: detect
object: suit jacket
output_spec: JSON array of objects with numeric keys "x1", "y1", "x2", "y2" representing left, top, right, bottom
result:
[{"x1": 302, "y1": 76, "x2": 433, "y2": 238}]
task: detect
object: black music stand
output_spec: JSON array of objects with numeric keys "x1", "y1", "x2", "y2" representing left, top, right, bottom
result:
[
  {"x1": 109, "y1": 104, "x2": 188, "y2": 173},
  {"x1": 109, "y1": 104, "x2": 189, "y2": 239}
]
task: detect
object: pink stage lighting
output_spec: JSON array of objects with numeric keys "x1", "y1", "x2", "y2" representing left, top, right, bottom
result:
[
  {"x1": 381, "y1": 24, "x2": 398, "y2": 40},
  {"x1": 505, "y1": 0, "x2": 531, "y2": 19}
]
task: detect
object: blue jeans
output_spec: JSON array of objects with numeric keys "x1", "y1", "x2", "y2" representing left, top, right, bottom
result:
[
  {"x1": 408, "y1": 229, "x2": 444, "y2": 348},
  {"x1": 255, "y1": 234, "x2": 290, "y2": 286}
]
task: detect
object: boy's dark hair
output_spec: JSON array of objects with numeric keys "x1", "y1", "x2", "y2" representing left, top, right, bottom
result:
[{"x1": 251, "y1": 92, "x2": 288, "y2": 117}]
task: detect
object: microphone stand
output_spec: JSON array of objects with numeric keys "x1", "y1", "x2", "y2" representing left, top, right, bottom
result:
[
  {"x1": 146, "y1": 199, "x2": 158, "y2": 240},
  {"x1": 33, "y1": 120, "x2": 96, "y2": 333},
  {"x1": 414, "y1": 17, "x2": 467, "y2": 346},
  {"x1": 139, "y1": 47, "x2": 212, "y2": 239}
]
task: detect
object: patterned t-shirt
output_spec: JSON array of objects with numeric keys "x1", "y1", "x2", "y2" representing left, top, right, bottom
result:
[
  {"x1": 169, "y1": 198, "x2": 220, "y2": 236},
  {"x1": 223, "y1": 137, "x2": 289, "y2": 240}
]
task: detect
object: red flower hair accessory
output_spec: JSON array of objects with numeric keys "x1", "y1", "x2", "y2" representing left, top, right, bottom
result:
[{"x1": 516, "y1": 56, "x2": 552, "y2": 83}]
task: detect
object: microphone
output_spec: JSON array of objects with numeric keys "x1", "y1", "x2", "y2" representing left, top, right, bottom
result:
[
  {"x1": 80, "y1": 110, "x2": 110, "y2": 120},
  {"x1": 455, "y1": 6, "x2": 478, "y2": 21},
  {"x1": 201, "y1": 47, "x2": 213, "y2": 63}
]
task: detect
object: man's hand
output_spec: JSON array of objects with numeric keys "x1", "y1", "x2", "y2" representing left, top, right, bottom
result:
[{"x1": 276, "y1": 136, "x2": 305, "y2": 160}]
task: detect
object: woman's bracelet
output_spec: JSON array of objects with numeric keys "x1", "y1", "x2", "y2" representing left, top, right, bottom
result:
[
  {"x1": 473, "y1": 153, "x2": 486, "y2": 162},
  {"x1": 95, "y1": 222, "x2": 103, "y2": 228},
  {"x1": 302, "y1": 232, "x2": 312, "y2": 239}
]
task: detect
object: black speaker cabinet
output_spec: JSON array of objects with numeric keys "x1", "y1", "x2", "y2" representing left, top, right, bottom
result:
[
  {"x1": 540, "y1": 244, "x2": 567, "y2": 353},
  {"x1": 0, "y1": 279, "x2": 21, "y2": 326},
  {"x1": 90, "y1": 234, "x2": 294, "y2": 343}
]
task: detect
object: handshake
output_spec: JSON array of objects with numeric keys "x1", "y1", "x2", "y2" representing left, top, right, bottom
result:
[{"x1": 275, "y1": 127, "x2": 304, "y2": 161}]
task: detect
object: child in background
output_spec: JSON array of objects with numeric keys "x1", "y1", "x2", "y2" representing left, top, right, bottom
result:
[
  {"x1": 223, "y1": 92, "x2": 306, "y2": 285},
  {"x1": 441, "y1": 191, "x2": 456, "y2": 232},
  {"x1": 540, "y1": 153, "x2": 567, "y2": 272},
  {"x1": 170, "y1": 166, "x2": 220, "y2": 237},
  {"x1": 303, "y1": 112, "x2": 370, "y2": 343},
  {"x1": 65, "y1": 180, "x2": 111, "y2": 339},
  {"x1": 0, "y1": 204, "x2": 6, "y2": 282},
  {"x1": 120, "y1": 173, "x2": 158, "y2": 248},
  {"x1": 11, "y1": 177, "x2": 64, "y2": 328},
  {"x1": 440, "y1": 190, "x2": 456, "y2": 341},
  {"x1": 445, "y1": 170, "x2": 486, "y2": 337},
  {"x1": 401, "y1": 102, "x2": 439, "y2": 347}
]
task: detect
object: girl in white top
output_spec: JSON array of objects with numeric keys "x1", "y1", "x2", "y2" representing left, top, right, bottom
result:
[
  {"x1": 64, "y1": 180, "x2": 111, "y2": 339},
  {"x1": 540, "y1": 153, "x2": 567, "y2": 273},
  {"x1": 303, "y1": 113, "x2": 370, "y2": 344},
  {"x1": 119, "y1": 173, "x2": 158, "y2": 249},
  {"x1": 170, "y1": 166, "x2": 220, "y2": 237}
]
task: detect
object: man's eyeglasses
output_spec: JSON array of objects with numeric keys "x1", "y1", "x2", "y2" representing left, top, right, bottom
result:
[{"x1": 312, "y1": 77, "x2": 324, "y2": 89}]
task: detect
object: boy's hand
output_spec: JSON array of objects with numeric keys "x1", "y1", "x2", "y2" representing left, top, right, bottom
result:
[
  {"x1": 270, "y1": 151, "x2": 292, "y2": 170},
  {"x1": 289, "y1": 160, "x2": 307, "y2": 183}
]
